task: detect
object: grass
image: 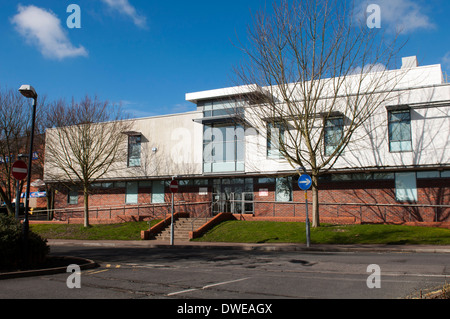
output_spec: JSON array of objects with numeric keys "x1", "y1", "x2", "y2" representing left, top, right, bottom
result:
[
  {"x1": 31, "y1": 220, "x2": 160, "y2": 241},
  {"x1": 192, "y1": 220, "x2": 450, "y2": 245},
  {"x1": 30, "y1": 220, "x2": 450, "y2": 245}
]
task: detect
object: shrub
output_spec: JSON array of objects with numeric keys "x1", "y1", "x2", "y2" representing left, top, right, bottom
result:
[{"x1": 0, "y1": 214, "x2": 49, "y2": 271}]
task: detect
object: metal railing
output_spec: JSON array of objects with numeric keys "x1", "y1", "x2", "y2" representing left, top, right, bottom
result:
[
  {"x1": 46, "y1": 201, "x2": 213, "y2": 223},
  {"x1": 189, "y1": 198, "x2": 221, "y2": 232},
  {"x1": 229, "y1": 199, "x2": 450, "y2": 223},
  {"x1": 39, "y1": 197, "x2": 450, "y2": 224}
]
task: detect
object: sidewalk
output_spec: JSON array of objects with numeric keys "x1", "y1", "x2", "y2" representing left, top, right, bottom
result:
[{"x1": 47, "y1": 239, "x2": 450, "y2": 254}]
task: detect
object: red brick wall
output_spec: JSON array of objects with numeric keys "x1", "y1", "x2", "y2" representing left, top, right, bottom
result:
[{"x1": 51, "y1": 176, "x2": 449, "y2": 224}]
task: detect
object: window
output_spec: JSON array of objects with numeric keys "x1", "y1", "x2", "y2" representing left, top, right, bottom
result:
[
  {"x1": 128, "y1": 135, "x2": 141, "y2": 167},
  {"x1": 201, "y1": 98, "x2": 244, "y2": 118},
  {"x1": 203, "y1": 124, "x2": 244, "y2": 173},
  {"x1": 276, "y1": 176, "x2": 292, "y2": 202},
  {"x1": 68, "y1": 187, "x2": 78, "y2": 205},
  {"x1": 324, "y1": 117, "x2": 344, "y2": 156},
  {"x1": 151, "y1": 180, "x2": 165, "y2": 203},
  {"x1": 267, "y1": 122, "x2": 285, "y2": 158},
  {"x1": 417, "y1": 171, "x2": 439, "y2": 179},
  {"x1": 388, "y1": 110, "x2": 412, "y2": 152},
  {"x1": 395, "y1": 172, "x2": 417, "y2": 202},
  {"x1": 125, "y1": 182, "x2": 138, "y2": 204}
]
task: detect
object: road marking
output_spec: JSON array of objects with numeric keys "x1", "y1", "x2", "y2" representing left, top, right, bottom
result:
[
  {"x1": 86, "y1": 269, "x2": 110, "y2": 275},
  {"x1": 167, "y1": 277, "x2": 251, "y2": 296}
]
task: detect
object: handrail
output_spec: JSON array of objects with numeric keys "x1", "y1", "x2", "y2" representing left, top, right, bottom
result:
[
  {"x1": 48, "y1": 201, "x2": 212, "y2": 222},
  {"x1": 189, "y1": 198, "x2": 221, "y2": 232}
]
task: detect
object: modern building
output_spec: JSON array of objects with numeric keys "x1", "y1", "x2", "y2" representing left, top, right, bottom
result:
[{"x1": 44, "y1": 57, "x2": 450, "y2": 225}]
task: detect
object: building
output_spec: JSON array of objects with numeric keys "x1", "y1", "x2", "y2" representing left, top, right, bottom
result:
[{"x1": 44, "y1": 57, "x2": 450, "y2": 225}]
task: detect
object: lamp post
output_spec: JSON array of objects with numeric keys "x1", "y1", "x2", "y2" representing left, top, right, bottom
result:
[
  {"x1": 18, "y1": 84, "x2": 37, "y2": 263},
  {"x1": 15, "y1": 153, "x2": 29, "y2": 220}
]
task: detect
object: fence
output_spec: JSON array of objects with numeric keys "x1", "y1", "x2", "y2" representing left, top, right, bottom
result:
[{"x1": 34, "y1": 198, "x2": 450, "y2": 224}]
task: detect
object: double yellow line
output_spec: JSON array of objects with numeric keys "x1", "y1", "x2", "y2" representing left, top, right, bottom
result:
[{"x1": 85, "y1": 264, "x2": 121, "y2": 275}]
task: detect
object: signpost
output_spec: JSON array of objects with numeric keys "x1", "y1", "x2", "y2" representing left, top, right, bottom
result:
[
  {"x1": 12, "y1": 160, "x2": 28, "y2": 220},
  {"x1": 169, "y1": 179, "x2": 178, "y2": 246},
  {"x1": 298, "y1": 174, "x2": 312, "y2": 247}
]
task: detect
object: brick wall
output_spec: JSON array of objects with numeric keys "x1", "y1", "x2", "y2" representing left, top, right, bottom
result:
[{"x1": 50, "y1": 176, "x2": 449, "y2": 225}]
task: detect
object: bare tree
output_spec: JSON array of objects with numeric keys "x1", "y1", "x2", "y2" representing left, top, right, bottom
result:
[
  {"x1": 0, "y1": 87, "x2": 48, "y2": 216},
  {"x1": 234, "y1": 0, "x2": 407, "y2": 227},
  {"x1": 44, "y1": 96, "x2": 132, "y2": 227}
]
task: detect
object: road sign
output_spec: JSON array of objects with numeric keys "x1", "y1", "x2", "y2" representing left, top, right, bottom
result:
[
  {"x1": 298, "y1": 174, "x2": 312, "y2": 190},
  {"x1": 12, "y1": 160, "x2": 28, "y2": 180},
  {"x1": 169, "y1": 180, "x2": 179, "y2": 193}
]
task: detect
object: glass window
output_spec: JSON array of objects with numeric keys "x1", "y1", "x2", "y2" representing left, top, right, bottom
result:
[
  {"x1": 125, "y1": 182, "x2": 138, "y2": 204},
  {"x1": 151, "y1": 180, "x2": 165, "y2": 204},
  {"x1": 68, "y1": 187, "x2": 78, "y2": 205},
  {"x1": 395, "y1": 172, "x2": 417, "y2": 202},
  {"x1": 331, "y1": 174, "x2": 352, "y2": 181},
  {"x1": 128, "y1": 135, "x2": 141, "y2": 167},
  {"x1": 276, "y1": 176, "x2": 292, "y2": 202},
  {"x1": 373, "y1": 172, "x2": 395, "y2": 180},
  {"x1": 267, "y1": 122, "x2": 285, "y2": 158},
  {"x1": 324, "y1": 117, "x2": 344, "y2": 156},
  {"x1": 203, "y1": 124, "x2": 244, "y2": 173},
  {"x1": 389, "y1": 110, "x2": 412, "y2": 152},
  {"x1": 417, "y1": 171, "x2": 439, "y2": 179},
  {"x1": 258, "y1": 177, "x2": 276, "y2": 184},
  {"x1": 441, "y1": 171, "x2": 450, "y2": 178}
]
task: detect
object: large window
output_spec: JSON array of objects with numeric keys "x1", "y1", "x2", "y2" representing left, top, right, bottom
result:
[
  {"x1": 67, "y1": 187, "x2": 78, "y2": 205},
  {"x1": 267, "y1": 122, "x2": 285, "y2": 158},
  {"x1": 203, "y1": 124, "x2": 244, "y2": 173},
  {"x1": 324, "y1": 117, "x2": 344, "y2": 156},
  {"x1": 200, "y1": 98, "x2": 244, "y2": 118},
  {"x1": 388, "y1": 110, "x2": 412, "y2": 152},
  {"x1": 395, "y1": 172, "x2": 417, "y2": 202},
  {"x1": 128, "y1": 135, "x2": 141, "y2": 167},
  {"x1": 125, "y1": 182, "x2": 138, "y2": 204},
  {"x1": 151, "y1": 180, "x2": 165, "y2": 203},
  {"x1": 276, "y1": 176, "x2": 293, "y2": 202}
]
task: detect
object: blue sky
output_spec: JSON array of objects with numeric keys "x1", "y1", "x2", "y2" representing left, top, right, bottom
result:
[{"x1": 1, "y1": 0, "x2": 449, "y2": 119}]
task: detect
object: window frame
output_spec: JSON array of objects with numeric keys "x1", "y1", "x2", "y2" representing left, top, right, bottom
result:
[
  {"x1": 388, "y1": 109, "x2": 412, "y2": 152},
  {"x1": 127, "y1": 134, "x2": 142, "y2": 167},
  {"x1": 267, "y1": 122, "x2": 286, "y2": 158},
  {"x1": 324, "y1": 116, "x2": 344, "y2": 156}
]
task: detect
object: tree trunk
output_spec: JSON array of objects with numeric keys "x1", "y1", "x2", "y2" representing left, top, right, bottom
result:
[
  {"x1": 311, "y1": 174, "x2": 320, "y2": 228},
  {"x1": 83, "y1": 185, "x2": 89, "y2": 227}
]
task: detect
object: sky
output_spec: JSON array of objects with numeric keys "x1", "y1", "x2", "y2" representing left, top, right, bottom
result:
[{"x1": 0, "y1": 0, "x2": 449, "y2": 119}]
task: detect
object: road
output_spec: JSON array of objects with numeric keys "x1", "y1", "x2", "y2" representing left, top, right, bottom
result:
[{"x1": 1, "y1": 243, "x2": 448, "y2": 302}]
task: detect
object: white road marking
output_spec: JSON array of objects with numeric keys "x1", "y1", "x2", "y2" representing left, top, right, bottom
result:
[{"x1": 167, "y1": 277, "x2": 251, "y2": 296}]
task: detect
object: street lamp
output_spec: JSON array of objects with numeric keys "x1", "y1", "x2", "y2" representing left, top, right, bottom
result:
[{"x1": 18, "y1": 84, "x2": 38, "y2": 262}]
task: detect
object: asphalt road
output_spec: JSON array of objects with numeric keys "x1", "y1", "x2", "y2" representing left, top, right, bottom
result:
[{"x1": 1, "y1": 243, "x2": 449, "y2": 301}]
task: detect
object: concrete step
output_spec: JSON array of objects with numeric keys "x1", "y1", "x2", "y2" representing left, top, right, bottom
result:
[{"x1": 152, "y1": 217, "x2": 213, "y2": 240}]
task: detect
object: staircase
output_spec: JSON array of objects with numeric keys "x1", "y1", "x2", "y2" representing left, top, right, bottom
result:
[{"x1": 153, "y1": 217, "x2": 213, "y2": 241}]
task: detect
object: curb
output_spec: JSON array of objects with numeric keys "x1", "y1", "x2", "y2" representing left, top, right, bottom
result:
[
  {"x1": 47, "y1": 239, "x2": 450, "y2": 254},
  {"x1": 0, "y1": 256, "x2": 98, "y2": 280}
]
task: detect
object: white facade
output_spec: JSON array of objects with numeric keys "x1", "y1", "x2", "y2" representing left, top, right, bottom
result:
[{"x1": 44, "y1": 57, "x2": 450, "y2": 182}]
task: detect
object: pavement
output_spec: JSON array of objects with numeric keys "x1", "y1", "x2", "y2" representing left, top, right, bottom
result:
[{"x1": 47, "y1": 239, "x2": 450, "y2": 253}]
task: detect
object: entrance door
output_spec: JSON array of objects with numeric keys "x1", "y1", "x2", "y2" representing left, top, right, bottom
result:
[{"x1": 211, "y1": 178, "x2": 254, "y2": 215}]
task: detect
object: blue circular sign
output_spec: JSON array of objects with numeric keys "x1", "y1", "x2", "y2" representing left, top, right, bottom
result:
[{"x1": 298, "y1": 174, "x2": 312, "y2": 190}]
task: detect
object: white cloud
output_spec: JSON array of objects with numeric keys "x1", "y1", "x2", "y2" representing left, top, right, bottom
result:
[
  {"x1": 356, "y1": 0, "x2": 435, "y2": 34},
  {"x1": 349, "y1": 63, "x2": 387, "y2": 75},
  {"x1": 100, "y1": 0, "x2": 147, "y2": 29},
  {"x1": 11, "y1": 5, "x2": 88, "y2": 60}
]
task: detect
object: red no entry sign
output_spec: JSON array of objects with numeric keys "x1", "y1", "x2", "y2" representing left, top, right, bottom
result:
[
  {"x1": 12, "y1": 160, "x2": 28, "y2": 180},
  {"x1": 169, "y1": 180, "x2": 179, "y2": 193}
]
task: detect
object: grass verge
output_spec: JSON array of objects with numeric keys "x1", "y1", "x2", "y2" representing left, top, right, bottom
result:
[
  {"x1": 192, "y1": 221, "x2": 450, "y2": 245},
  {"x1": 30, "y1": 220, "x2": 450, "y2": 245},
  {"x1": 31, "y1": 220, "x2": 160, "y2": 241}
]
